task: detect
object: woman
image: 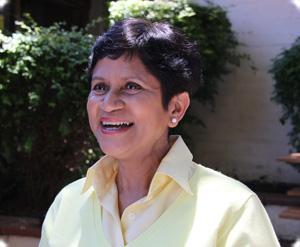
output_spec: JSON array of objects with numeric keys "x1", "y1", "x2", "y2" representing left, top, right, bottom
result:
[{"x1": 40, "y1": 18, "x2": 280, "y2": 247}]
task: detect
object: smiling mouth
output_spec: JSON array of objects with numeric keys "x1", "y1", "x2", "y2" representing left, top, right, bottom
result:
[{"x1": 100, "y1": 121, "x2": 134, "y2": 131}]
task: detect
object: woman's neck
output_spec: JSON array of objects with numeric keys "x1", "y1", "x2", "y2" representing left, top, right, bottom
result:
[{"x1": 116, "y1": 137, "x2": 171, "y2": 216}]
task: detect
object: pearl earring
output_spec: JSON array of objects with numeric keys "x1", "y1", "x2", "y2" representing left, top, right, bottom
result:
[{"x1": 171, "y1": 118, "x2": 177, "y2": 124}]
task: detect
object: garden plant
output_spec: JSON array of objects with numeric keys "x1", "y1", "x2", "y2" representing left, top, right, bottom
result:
[
  {"x1": 270, "y1": 36, "x2": 300, "y2": 152},
  {"x1": 0, "y1": 18, "x2": 97, "y2": 216}
]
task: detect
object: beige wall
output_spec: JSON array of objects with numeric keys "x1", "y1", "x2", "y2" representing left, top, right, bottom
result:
[{"x1": 191, "y1": 0, "x2": 300, "y2": 183}]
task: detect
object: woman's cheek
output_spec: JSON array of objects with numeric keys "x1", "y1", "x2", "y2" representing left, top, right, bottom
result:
[{"x1": 87, "y1": 95, "x2": 99, "y2": 132}]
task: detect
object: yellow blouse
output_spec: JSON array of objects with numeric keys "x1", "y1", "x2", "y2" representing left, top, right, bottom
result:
[
  {"x1": 81, "y1": 135, "x2": 195, "y2": 246},
  {"x1": 40, "y1": 136, "x2": 280, "y2": 247}
]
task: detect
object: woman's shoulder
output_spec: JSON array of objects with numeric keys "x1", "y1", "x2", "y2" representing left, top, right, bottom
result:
[
  {"x1": 185, "y1": 163, "x2": 280, "y2": 246},
  {"x1": 191, "y1": 162, "x2": 255, "y2": 204},
  {"x1": 60, "y1": 177, "x2": 86, "y2": 192},
  {"x1": 56, "y1": 177, "x2": 86, "y2": 198},
  {"x1": 40, "y1": 177, "x2": 95, "y2": 245},
  {"x1": 51, "y1": 177, "x2": 91, "y2": 209},
  {"x1": 43, "y1": 177, "x2": 92, "y2": 224}
]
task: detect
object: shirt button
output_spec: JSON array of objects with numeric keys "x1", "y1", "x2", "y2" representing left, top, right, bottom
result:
[{"x1": 128, "y1": 212, "x2": 135, "y2": 221}]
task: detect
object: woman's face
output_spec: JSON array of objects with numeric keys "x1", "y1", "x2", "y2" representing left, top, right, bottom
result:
[{"x1": 87, "y1": 55, "x2": 171, "y2": 160}]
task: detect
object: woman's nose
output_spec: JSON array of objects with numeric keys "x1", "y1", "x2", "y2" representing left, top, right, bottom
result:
[{"x1": 100, "y1": 91, "x2": 125, "y2": 112}]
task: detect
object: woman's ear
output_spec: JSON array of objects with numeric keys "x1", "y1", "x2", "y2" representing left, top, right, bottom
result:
[{"x1": 168, "y1": 92, "x2": 190, "y2": 128}]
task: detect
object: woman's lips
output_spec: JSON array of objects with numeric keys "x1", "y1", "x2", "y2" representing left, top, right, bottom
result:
[{"x1": 99, "y1": 117, "x2": 134, "y2": 135}]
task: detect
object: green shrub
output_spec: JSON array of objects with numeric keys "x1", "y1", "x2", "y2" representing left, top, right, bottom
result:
[
  {"x1": 270, "y1": 37, "x2": 300, "y2": 152},
  {"x1": 109, "y1": 0, "x2": 245, "y2": 108},
  {"x1": 0, "y1": 19, "x2": 99, "y2": 216}
]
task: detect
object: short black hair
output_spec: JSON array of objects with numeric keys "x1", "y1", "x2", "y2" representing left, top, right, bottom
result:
[{"x1": 88, "y1": 18, "x2": 203, "y2": 109}]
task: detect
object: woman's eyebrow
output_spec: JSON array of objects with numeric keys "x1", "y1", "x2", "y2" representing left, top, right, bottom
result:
[
  {"x1": 91, "y1": 76, "x2": 106, "y2": 81},
  {"x1": 122, "y1": 76, "x2": 145, "y2": 83}
]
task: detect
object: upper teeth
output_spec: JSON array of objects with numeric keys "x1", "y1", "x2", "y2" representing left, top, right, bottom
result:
[{"x1": 102, "y1": 121, "x2": 131, "y2": 126}]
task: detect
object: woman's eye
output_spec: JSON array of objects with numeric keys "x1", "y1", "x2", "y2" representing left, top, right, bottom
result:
[
  {"x1": 92, "y1": 83, "x2": 108, "y2": 94},
  {"x1": 124, "y1": 82, "x2": 142, "y2": 92}
]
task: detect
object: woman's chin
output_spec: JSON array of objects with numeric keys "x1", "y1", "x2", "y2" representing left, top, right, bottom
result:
[{"x1": 98, "y1": 141, "x2": 130, "y2": 159}]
